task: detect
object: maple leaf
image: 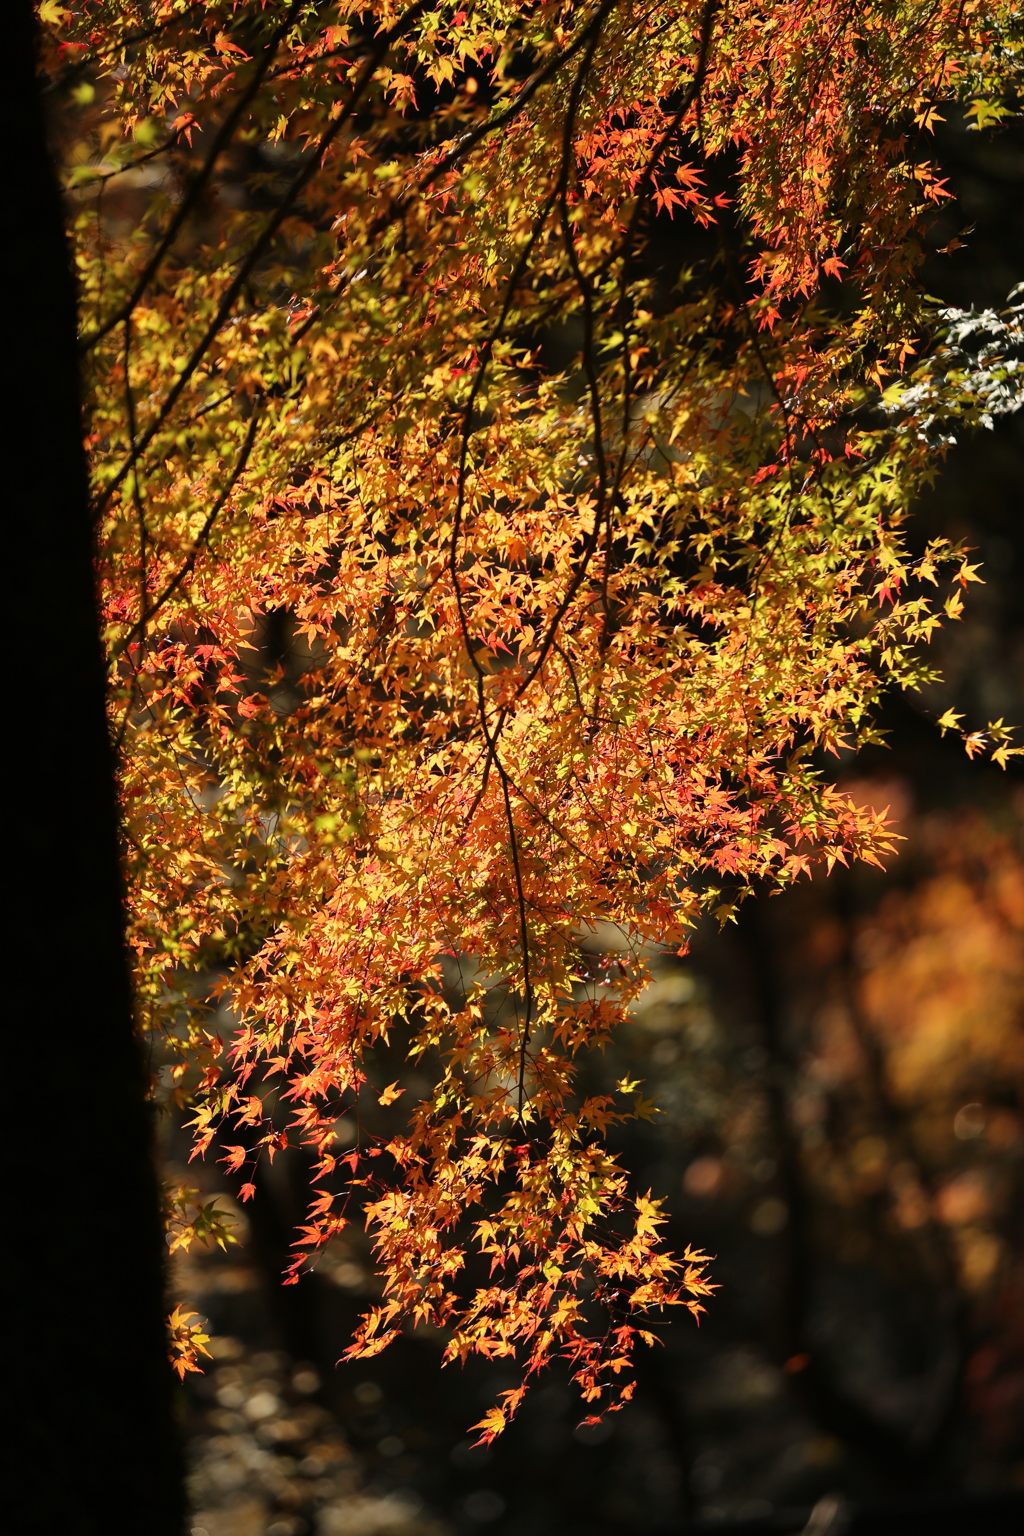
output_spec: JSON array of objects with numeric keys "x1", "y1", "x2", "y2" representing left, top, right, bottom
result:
[
  {"x1": 219, "y1": 1145, "x2": 247, "y2": 1174},
  {"x1": 470, "y1": 1406, "x2": 508, "y2": 1445},
  {"x1": 633, "y1": 1094, "x2": 662, "y2": 1122}
]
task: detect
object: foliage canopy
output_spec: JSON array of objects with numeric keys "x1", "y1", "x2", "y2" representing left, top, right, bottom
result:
[{"x1": 44, "y1": 0, "x2": 1024, "y2": 1431}]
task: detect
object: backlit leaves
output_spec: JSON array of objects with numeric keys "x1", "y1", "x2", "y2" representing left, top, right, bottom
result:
[{"x1": 42, "y1": 0, "x2": 1024, "y2": 1428}]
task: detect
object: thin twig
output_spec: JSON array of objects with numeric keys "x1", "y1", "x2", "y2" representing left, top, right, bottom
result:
[
  {"x1": 122, "y1": 316, "x2": 148, "y2": 639},
  {"x1": 111, "y1": 402, "x2": 263, "y2": 663},
  {"x1": 81, "y1": 0, "x2": 302, "y2": 352},
  {"x1": 93, "y1": 0, "x2": 431, "y2": 519},
  {"x1": 288, "y1": 0, "x2": 625, "y2": 352},
  {"x1": 517, "y1": 0, "x2": 720, "y2": 698}
]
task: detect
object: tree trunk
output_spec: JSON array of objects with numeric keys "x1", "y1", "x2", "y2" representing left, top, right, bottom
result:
[{"x1": 6, "y1": 6, "x2": 184, "y2": 1530}]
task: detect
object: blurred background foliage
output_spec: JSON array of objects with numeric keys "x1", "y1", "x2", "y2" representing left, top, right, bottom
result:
[{"x1": 161, "y1": 106, "x2": 1024, "y2": 1536}]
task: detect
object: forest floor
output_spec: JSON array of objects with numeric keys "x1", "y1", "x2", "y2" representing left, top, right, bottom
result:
[{"x1": 174, "y1": 1185, "x2": 449, "y2": 1536}]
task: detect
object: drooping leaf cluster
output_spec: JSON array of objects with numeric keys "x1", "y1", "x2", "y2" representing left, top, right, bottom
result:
[{"x1": 42, "y1": 0, "x2": 1024, "y2": 1429}]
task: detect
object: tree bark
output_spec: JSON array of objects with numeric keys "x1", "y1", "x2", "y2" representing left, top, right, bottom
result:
[{"x1": 6, "y1": 6, "x2": 184, "y2": 1530}]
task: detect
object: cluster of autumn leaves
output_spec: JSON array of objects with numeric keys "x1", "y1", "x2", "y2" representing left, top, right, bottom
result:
[{"x1": 44, "y1": 0, "x2": 1023, "y2": 1429}]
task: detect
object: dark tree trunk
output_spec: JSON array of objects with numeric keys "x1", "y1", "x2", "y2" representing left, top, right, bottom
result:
[{"x1": 6, "y1": 7, "x2": 184, "y2": 1531}]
